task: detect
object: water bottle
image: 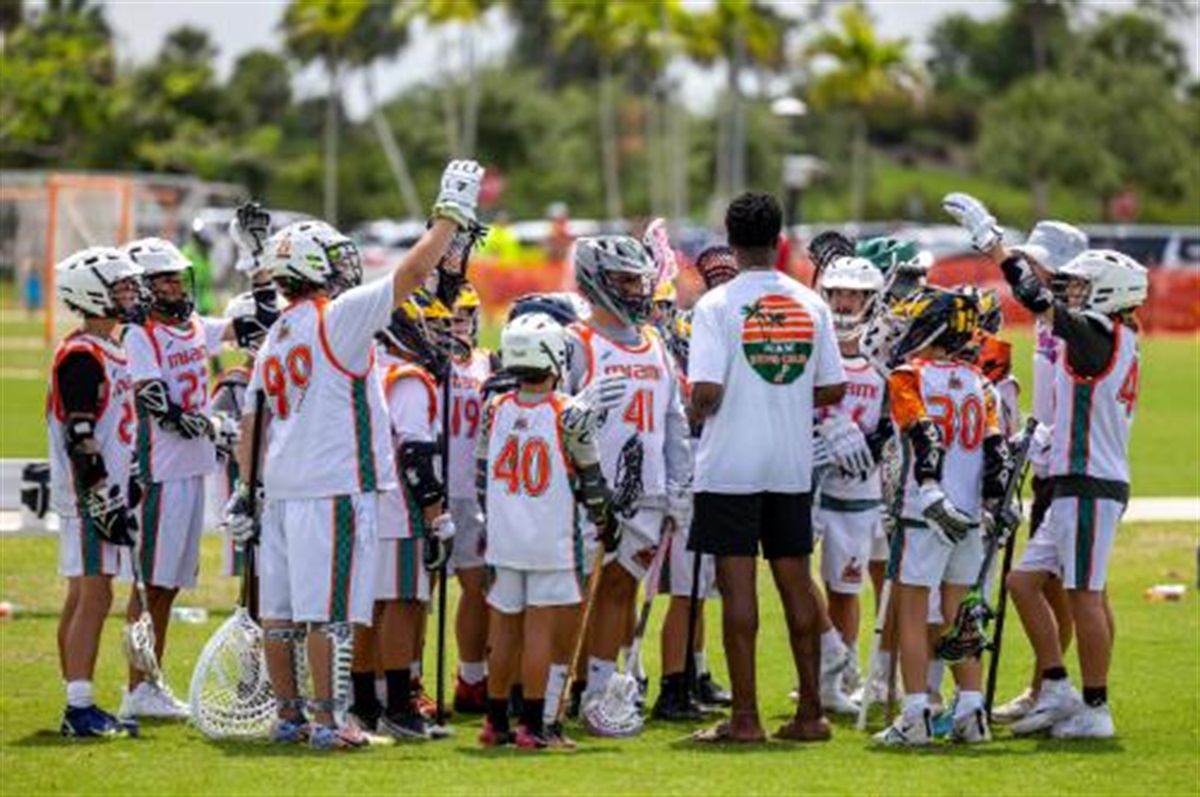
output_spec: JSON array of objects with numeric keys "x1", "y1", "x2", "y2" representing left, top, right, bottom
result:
[{"x1": 171, "y1": 606, "x2": 209, "y2": 624}]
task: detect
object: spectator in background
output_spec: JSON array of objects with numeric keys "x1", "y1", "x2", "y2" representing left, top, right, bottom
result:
[
  {"x1": 480, "y1": 210, "x2": 521, "y2": 266},
  {"x1": 545, "y1": 202, "x2": 573, "y2": 263}
]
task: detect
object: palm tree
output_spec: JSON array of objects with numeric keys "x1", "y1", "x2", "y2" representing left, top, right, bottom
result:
[
  {"x1": 281, "y1": 0, "x2": 366, "y2": 224},
  {"x1": 806, "y1": 4, "x2": 919, "y2": 221}
]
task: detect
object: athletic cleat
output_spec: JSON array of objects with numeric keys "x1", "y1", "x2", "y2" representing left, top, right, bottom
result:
[
  {"x1": 119, "y1": 681, "x2": 189, "y2": 719},
  {"x1": 697, "y1": 673, "x2": 732, "y2": 707},
  {"x1": 60, "y1": 705, "x2": 135, "y2": 739},
  {"x1": 541, "y1": 721, "x2": 577, "y2": 750},
  {"x1": 269, "y1": 718, "x2": 310, "y2": 744},
  {"x1": 821, "y1": 683, "x2": 861, "y2": 716},
  {"x1": 1010, "y1": 680, "x2": 1082, "y2": 736},
  {"x1": 951, "y1": 708, "x2": 992, "y2": 743},
  {"x1": 453, "y1": 676, "x2": 488, "y2": 715},
  {"x1": 652, "y1": 681, "x2": 705, "y2": 722},
  {"x1": 478, "y1": 719, "x2": 512, "y2": 748},
  {"x1": 411, "y1": 680, "x2": 440, "y2": 720},
  {"x1": 378, "y1": 708, "x2": 430, "y2": 741},
  {"x1": 513, "y1": 724, "x2": 548, "y2": 750},
  {"x1": 873, "y1": 709, "x2": 932, "y2": 747},
  {"x1": 1050, "y1": 704, "x2": 1115, "y2": 739},
  {"x1": 992, "y1": 688, "x2": 1037, "y2": 724},
  {"x1": 309, "y1": 723, "x2": 370, "y2": 750},
  {"x1": 345, "y1": 704, "x2": 382, "y2": 734}
]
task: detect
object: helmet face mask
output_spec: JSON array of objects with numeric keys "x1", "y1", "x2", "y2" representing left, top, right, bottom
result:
[
  {"x1": 862, "y1": 287, "x2": 978, "y2": 370},
  {"x1": 56, "y1": 247, "x2": 146, "y2": 323},
  {"x1": 573, "y1": 236, "x2": 657, "y2": 326},
  {"x1": 122, "y1": 238, "x2": 193, "y2": 321},
  {"x1": 819, "y1": 256, "x2": 884, "y2": 341},
  {"x1": 379, "y1": 298, "x2": 451, "y2": 379},
  {"x1": 1057, "y1": 249, "x2": 1148, "y2": 318},
  {"x1": 267, "y1": 221, "x2": 360, "y2": 299}
]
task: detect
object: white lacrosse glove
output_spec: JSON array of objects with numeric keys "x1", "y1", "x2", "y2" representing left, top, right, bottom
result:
[
  {"x1": 666, "y1": 484, "x2": 693, "y2": 534},
  {"x1": 211, "y1": 411, "x2": 241, "y2": 461},
  {"x1": 1027, "y1": 422, "x2": 1053, "y2": 470},
  {"x1": 818, "y1": 414, "x2": 874, "y2": 479},
  {"x1": 429, "y1": 513, "x2": 457, "y2": 542},
  {"x1": 431, "y1": 159, "x2": 484, "y2": 229},
  {"x1": 562, "y1": 372, "x2": 627, "y2": 446},
  {"x1": 221, "y1": 482, "x2": 261, "y2": 546},
  {"x1": 917, "y1": 483, "x2": 975, "y2": 546},
  {"x1": 942, "y1": 192, "x2": 1003, "y2": 253},
  {"x1": 230, "y1": 201, "x2": 272, "y2": 273},
  {"x1": 811, "y1": 428, "x2": 834, "y2": 470}
]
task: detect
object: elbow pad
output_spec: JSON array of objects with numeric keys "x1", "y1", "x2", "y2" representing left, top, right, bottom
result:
[
  {"x1": 982, "y1": 434, "x2": 1012, "y2": 501},
  {"x1": 575, "y1": 462, "x2": 612, "y2": 526},
  {"x1": 907, "y1": 419, "x2": 944, "y2": 485},
  {"x1": 1001, "y1": 255, "x2": 1053, "y2": 314},
  {"x1": 137, "y1": 380, "x2": 181, "y2": 425},
  {"x1": 66, "y1": 418, "x2": 108, "y2": 490},
  {"x1": 399, "y1": 440, "x2": 445, "y2": 509}
]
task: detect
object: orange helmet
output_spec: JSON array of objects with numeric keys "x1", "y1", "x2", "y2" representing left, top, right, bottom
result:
[{"x1": 978, "y1": 334, "x2": 1012, "y2": 383}]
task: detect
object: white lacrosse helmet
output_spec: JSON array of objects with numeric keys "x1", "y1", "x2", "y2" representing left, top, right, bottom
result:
[
  {"x1": 265, "y1": 220, "x2": 362, "y2": 297},
  {"x1": 1058, "y1": 249, "x2": 1148, "y2": 317},
  {"x1": 122, "y1": 237, "x2": 191, "y2": 276},
  {"x1": 819, "y1": 256, "x2": 885, "y2": 340},
  {"x1": 1011, "y1": 221, "x2": 1088, "y2": 273},
  {"x1": 55, "y1": 246, "x2": 144, "y2": 320},
  {"x1": 500, "y1": 311, "x2": 567, "y2": 379}
]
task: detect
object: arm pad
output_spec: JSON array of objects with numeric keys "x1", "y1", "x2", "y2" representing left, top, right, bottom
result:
[
  {"x1": 866, "y1": 413, "x2": 895, "y2": 464},
  {"x1": 66, "y1": 418, "x2": 108, "y2": 490},
  {"x1": 575, "y1": 462, "x2": 613, "y2": 527},
  {"x1": 982, "y1": 433, "x2": 1012, "y2": 501},
  {"x1": 907, "y1": 419, "x2": 944, "y2": 485},
  {"x1": 136, "y1": 379, "x2": 182, "y2": 426},
  {"x1": 1000, "y1": 255, "x2": 1053, "y2": 314},
  {"x1": 399, "y1": 440, "x2": 445, "y2": 509}
]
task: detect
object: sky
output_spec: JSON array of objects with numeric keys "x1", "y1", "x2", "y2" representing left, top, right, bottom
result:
[{"x1": 84, "y1": 0, "x2": 1200, "y2": 118}]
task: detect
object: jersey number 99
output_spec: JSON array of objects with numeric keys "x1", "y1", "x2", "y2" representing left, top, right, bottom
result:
[{"x1": 262, "y1": 345, "x2": 313, "y2": 420}]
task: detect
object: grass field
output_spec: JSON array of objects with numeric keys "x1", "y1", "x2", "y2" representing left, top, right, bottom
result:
[
  {"x1": 1, "y1": 524, "x2": 1197, "y2": 795},
  {"x1": 2, "y1": 311, "x2": 1196, "y2": 494}
]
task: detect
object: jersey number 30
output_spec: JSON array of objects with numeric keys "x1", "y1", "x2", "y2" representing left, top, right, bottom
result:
[{"x1": 493, "y1": 435, "x2": 551, "y2": 497}]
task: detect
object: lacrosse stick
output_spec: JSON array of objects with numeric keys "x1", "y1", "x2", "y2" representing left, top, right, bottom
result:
[
  {"x1": 807, "y1": 230, "x2": 855, "y2": 287},
  {"x1": 643, "y1": 218, "x2": 679, "y2": 288},
  {"x1": 856, "y1": 574, "x2": 893, "y2": 731},
  {"x1": 583, "y1": 525, "x2": 673, "y2": 737},
  {"x1": 189, "y1": 391, "x2": 275, "y2": 739},
  {"x1": 935, "y1": 418, "x2": 1036, "y2": 667},
  {"x1": 554, "y1": 545, "x2": 609, "y2": 725},
  {"x1": 124, "y1": 532, "x2": 165, "y2": 690},
  {"x1": 430, "y1": 361, "x2": 454, "y2": 739}
]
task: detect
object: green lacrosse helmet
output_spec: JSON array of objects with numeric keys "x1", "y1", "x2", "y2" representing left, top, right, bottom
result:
[{"x1": 855, "y1": 237, "x2": 921, "y2": 272}]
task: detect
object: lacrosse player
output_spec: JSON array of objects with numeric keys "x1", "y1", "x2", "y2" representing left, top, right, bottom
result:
[
  {"x1": 224, "y1": 160, "x2": 484, "y2": 750},
  {"x1": 564, "y1": 237, "x2": 692, "y2": 723},
  {"x1": 863, "y1": 286, "x2": 1011, "y2": 746},
  {"x1": 811, "y1": 256, "x2": 894, "y2": 714},
  {"x1": 444, "y1": 284, "x2": 495, "y2": 715},
  {"x1": 117, "y1": 236, "x2": 277, "y2": 719},
  {"x1": 688, "y1": 192, "x2": 846, "y2": 744},
  {"x1": 946, "y1": 192, "x2": 1143, "y2": 740},
  {"x1": 50, "y1": 248, "x2": 143, "y2": 738},
  {"x1": 347, "y1": 296, "x2": 454, "y2": 740},
  {"x1": 476, "y1": 313, "x2": 619, "y2": 749}
]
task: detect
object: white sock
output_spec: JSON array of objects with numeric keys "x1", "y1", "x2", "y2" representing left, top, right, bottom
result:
[
  {"x1": 410, "y1": 661, "x2": 422, "y2": 680},
  {"x1": 586, "y1": 657, "x2": 616, "y2": 694},
  {"x1": 544, "y1": 664, "x2": 569, "y2": 724},
  {"x1": 846, "y1": 643, "x2": 860, "y2": 671},
  {"x1": 821, "y1": 628, "x2": 846, "y2": 657},
  {"x1": 67, "y1": 680, "x2": 94, "y2": 709},
  {"x1": 693, "y1": 650, "x2": 708, "y2": 677},
  {"x1": 955, "y1": 690, "x2": 984, "y2": 717},
  {"x1": 903, "y1": 692, "x2": 929, "y2": 716},
  {"x1": 874, "y1": 652, "x2": 893, "y2": 682},
  {"x1": 459, "y1": 661, "x2": 486, "y2": 685},
  {"x1": 927, "y1": 659, "x2": 946, "y2": 696}
]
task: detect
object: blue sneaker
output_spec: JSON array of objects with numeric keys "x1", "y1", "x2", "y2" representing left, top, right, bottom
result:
[
  {"x1": 309, "y1": 723, "x2": 369, "y2": 750},
  {"x1": 61, "y1": 705, "x2": 137, "y2": 739},
  {"x1": 931, "y1": 708, "x2": 955, "y2": 740},
  {"x1": 269, "y1": 718, "x2": 310, "y2": 744}
]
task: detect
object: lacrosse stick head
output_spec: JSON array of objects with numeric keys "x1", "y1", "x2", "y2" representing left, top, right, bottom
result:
[
  {"x1": 124, "y1": 612, "x2": 161, "y2": 683},
  {"x1": 582, "y1": 675, "x2": 645, "y2": 737},
  {"x1": 189, "y1": 608, "x2": 276, "y2": 739},
  {"x1": 934, "y1": 595, "x2": 992, "y2": 664}
]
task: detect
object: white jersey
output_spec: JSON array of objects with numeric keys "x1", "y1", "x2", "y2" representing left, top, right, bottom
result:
[
  {"x1": 1031, "y1": 318, "x2": 1059, "y2": 425},
  {"x1": 568, "y1": 322, "x2": 673, "y2": 500},
  {"x1": 48, "y1": 332, "x2": 135, "y2": 517},
  {"x1": 1049, "y1": 322, "x2": 1139, "y2": 485},
  {"x1": 447, "y1": 350, "x2": 491, "y2": 500},
  {"x1": 125, "y1": 316, "x2": 226, "y2": 481},
  {"x1": 484, "y1": 392, "x2": 581, "y2": 571},
  {"x1": 895, "y1": 359, "x2": 997, "y2": 524},
  {"x1": 817, "y1": 355, "x2": 886, "y2": 503},
  {"x1": 250, "y1": 289, "x2": 397, "y2": 500},
  {"x1": 376, "y1": 350, "x2": 440, "y2": 540}
]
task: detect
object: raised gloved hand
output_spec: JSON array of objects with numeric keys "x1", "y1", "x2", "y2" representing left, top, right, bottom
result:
[
  {"x1": 562, "y1": 372, "x2": 626, "y2": 446},
  {"x1": 431, "y1": 160, "x2": 484, "y2": 229},
  {"x1": 918, "y1": 483, "x2": 975, "y2": 546},
  {"x1": 942, "y1": 192, "x2": 1003, "y2": 253},
  {"x1": 221, "y1": 482, "x2": 260, "y2": 546},
  {"x1": 818, "y1": 414, "x2": 874, "y2": 479},
  {"x1": 429, "y1": 513, "x2": 456, "y2": 542},
  {"x1": 84, "y1": 484, "x2": 136, "y2": 547},
  {"x1": 230, "y1": 201, "x2": 272, "y2": 273}
]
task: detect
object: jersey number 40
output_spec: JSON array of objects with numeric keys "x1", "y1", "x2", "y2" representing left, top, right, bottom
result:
[{"x1": 493, "y1": 435, "x2": 551, "y2": 497}]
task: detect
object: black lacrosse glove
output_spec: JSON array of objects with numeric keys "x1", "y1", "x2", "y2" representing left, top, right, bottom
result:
[{"x1": 85, "y1": 484, "x2": 136, "y2": 547}]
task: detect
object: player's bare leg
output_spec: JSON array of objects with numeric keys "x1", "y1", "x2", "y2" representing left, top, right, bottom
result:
[
  {"x1": 1068, "y1": 589, "x2": 1112, "y2": 694},
  {"x1": 711, "y1": 556, "x2": 764, "y2": 741},
  {"x1": 583, "y1": 560, "x2": 638, "y2": 700},
  {"x1": 1008, "y1": 569, "x2": 1063, "y2": 678},
  {"x1": 58, "y1": 579, "x2": 81, "y2": 678},
  {"x1": 519, "y1": 606, "x2": 578, "y2": 745},
  {"x1": 263, "y1": 619, "x2": 304, "y2": 736},
  {"x1": 349, "y1": 607, "x2": 383, "y2": 729},
  {"x1": 454, "y1": 566, "x2": 489, "y2": 711},
  {"x1": 64, "y1": 576, "x2": 113, "y2": 684},
  {"x1": 541, "y1": 603, "x2": 583, "y2": 743},
  {"x1": 869, "y1": 561, "x2": 886, "y2": 612},
  {"x1": 771, "y1": 556, "x2": 830, "y2": 740},
  {"x1": 484, "y1": 608, "x2": 522, "y2": 743},
  {"x1": 375, "y1": 599, "x2": 427, "y2": 738}
]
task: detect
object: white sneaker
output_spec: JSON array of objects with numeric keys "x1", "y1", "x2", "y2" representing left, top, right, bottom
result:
[
  {"x1": 951, "y1": 707, "x2": 992, "y2": 744},
  {"x1": 820, "y1": 639, "x2": 849, "y2": 682},
  {"x1": 1010, "y1": 679, "x2": 1082, "y2": 736},
  {"x1": 1051, "y1": 703, "x2": 1115, "y2": 739},
  {"x1": 820, "y1": 682, "x2": 861, "y2": 715},
  {"x1": 992, "y1": 687, "x2": 1037, "y2": 724},
  {"x1": 120, "y1": 681, "x2": 190, "y2": 719},
  {"x1": 873, "y1": 708, "x2": 932, "y2": 747},
  {"x1": 841, "y1": 655, "x2": 863, "y2": 694}
]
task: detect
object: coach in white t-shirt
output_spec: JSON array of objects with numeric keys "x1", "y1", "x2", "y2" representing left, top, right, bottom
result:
[{"x1": 688, "y1": 192, "x2": 846, "y2": 744}]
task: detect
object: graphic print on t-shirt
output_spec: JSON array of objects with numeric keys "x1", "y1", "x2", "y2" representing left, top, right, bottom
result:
[{"x1": 739, "y1": 294, "x2": 814, "y2": 385}]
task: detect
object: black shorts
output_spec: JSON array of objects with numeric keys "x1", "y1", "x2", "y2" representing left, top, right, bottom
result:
[{"x1": 689, "y1": 491, "x2": 813, "y2": 560}]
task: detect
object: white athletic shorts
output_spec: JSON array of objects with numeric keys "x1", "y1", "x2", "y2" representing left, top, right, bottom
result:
[
  {"x1": 870, "y1": 519, "x2": 890, "y2": 563},
  {"x1": 259, "y1": 493, "x2": 377, "y2": 625},
  {"x1": 375, "y1": 537, "x2": 431, "y2": 602},
  {"x1": 448, "y1": 497, "x2": 487, "y2": 573},
  {"x1": 595, "y1": 506, "x2": 665, "y2": 580},
  {"x1": 1015, "y1": 496, "x2": 1124, "y2": 591},
  {"x1": 487, "y1": 566, "x2": 584, "y2": 614},
  {"x1": 59, "y1": 516, "x2": 125, "y2": 578},
  {"x1": 135, "y1": 476, "x2": 205, "y2": 589},
  {"x1": 888, "y1": 519, "x2": 983, "y2": 590},
  {"x1": 661, "y1": 525, "x2": 718, "y2": 600},
  {"x1": 815, "y1": 502, "x2": 880, "y2": 595}
]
